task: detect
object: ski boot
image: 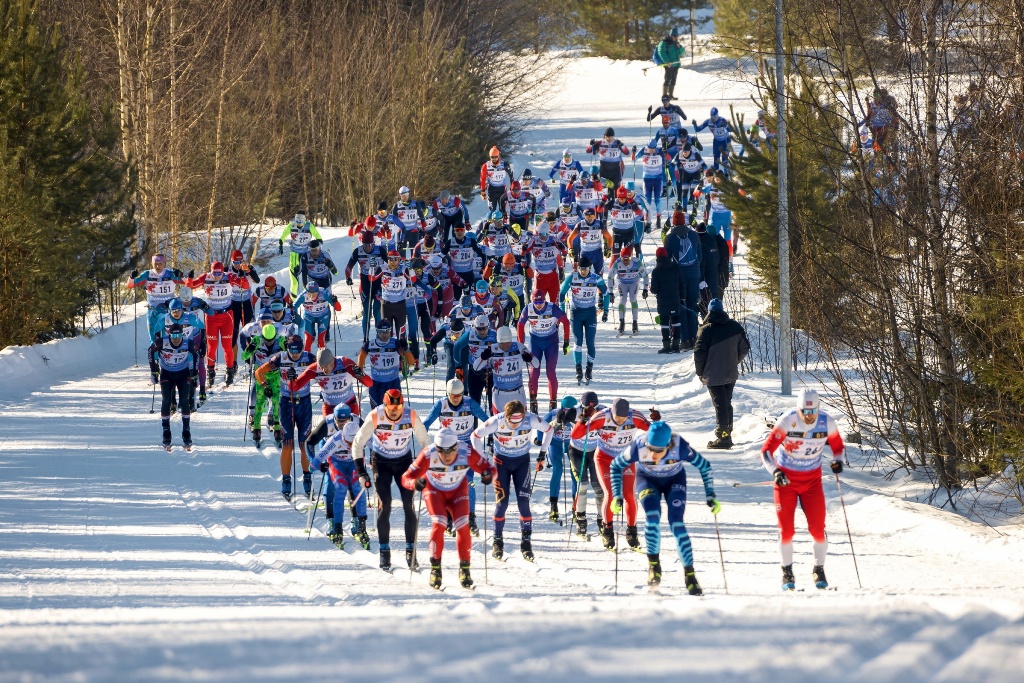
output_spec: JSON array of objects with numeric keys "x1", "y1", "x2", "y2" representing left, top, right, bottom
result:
[
  {"x1": 647, "y1": 554, "x2": 662, "y2": 587},
  {"x1": 273, "y1": 428, "x2": 283, "y2": 448},
  {"x1": 355, "y1": 516, "x2": 370, "y2": 549},
  {"x1": 198, "y1": 389, "x2": 207, "y2": 404},
  {"x1": 655, "y1": 214, "x2": 662, "y2": 232},
  {"x1": 225, "y1": 364, "x2": 236, "y2": 387},
  {"x1": 459, "y1": 561, "x2": 474, "y2": 589},
  {"x1": 782, "y1": 564, "x2": 795, "y2": 591},
  {"x1": 429, "y1": 558, "x2": 443, "y2": 589},
  {"x1": 549, "y1": 399, "x2": 558, "y2": 412},
  {"x1": 468, "y1": 512, "x2": 479, "y2": 536},
  {"x1": 521, "y1": 530, "x2": 534, "y2": 561},
  {"x1": 618, "y1": 319, "x2": 625, "y2": 335},
  {"x1": 379, "y1": 548, "x2": 392, "y2": 572},
  {"x1": 302, "y1": 470, "x2": 312, "y2": 497},
  {"x1": 161, "y1": 423, "x2": 172, "y2": 449},
  {"x1": 707, "y1": 430, "x2": 733, "y2": 450},
  {"x1": 575, "y1": 363, "x2": 583, "y2": 385},
  {"x1": 812, "y1": 565, "x2": 828, "y2": 590},
  {"x1": 670, "y1": 333, "x2": 681, "y2": 354},
  {"x1": 600, "y1": 522, "x2": 615, "y2": 550},
  {"x1": 491, "y1": 535, "x2": 504, "y2": 560},
  {"x1": 406, "y1": 546, "x2": 419, "y2": 571},
  {"x1": 584, "y1": 362, "x2": 593, "y2": 385},
  {"x1": 208, "y1": 365, "x2": 216, "y2": 386},
  {"x1": 281, "y1": 474, "x2": 293, "y2": 501},
  {"x1": 684, "y1": 565, "x2": 703, "y2": 596},
  {"x1": 328, "y1": 524, "x2": 344, "y2": 547},
  {"x1": 574, "y1": 512, "x2": 588, "y2": 538},
  {"x1": 632, "y1": 320, "x2": 639, "y2": 335},
  {"x1": 625, "y1": 525, "x2": 641, "y2": 550},
  {"x1": 529, "y1": 393, "x2": 538, "y2": 416},
  {"x1": 548, "y1": 497, "x2": 559, "y2": 523},
  {"x1": 252, "y1": 428, "x2": 262, "y2": 447},
  {"x1": 182, "y1": 428, "x2": 192, "y2": 451}
]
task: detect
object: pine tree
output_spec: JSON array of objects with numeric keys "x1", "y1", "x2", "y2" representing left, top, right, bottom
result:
[{"x1": 0, "y1": 0, "x2": 133, "y2": 346}]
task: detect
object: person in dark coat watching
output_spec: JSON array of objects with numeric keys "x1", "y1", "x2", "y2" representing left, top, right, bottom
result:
[
  {"x1": 693, "y1": 298, "x2": 750, "y2": 449},
  {"x1": 709, "y1": 222, "x2": 731, "y2": 295},
  {"x1": 663, "y1": 210, "x2": 702, "y2": 351},
  {"x1": 694, "y1": 221, "x2": 721, "y2": 316},
  {"x1": 649, "y1": 246, "x2": 686, "y2": 354}
]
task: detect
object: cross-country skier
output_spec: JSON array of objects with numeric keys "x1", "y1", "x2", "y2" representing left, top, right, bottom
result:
[
  {"x1": 647, "y1": 95, "x2": 687, "y2": 129},
  {"x1": 279, "y1": 210, "x2": 323, "y2": 296},
  {"x1": 528, "y1": 221, "x2": 567, "y2": 303},
  {"x1": 176, "y1": 287, "x2": 211, "y2": 403},
  {"x1": 311, "y1": 416, "x2": 369, "y2": 549},
  {"x1": 149, "y1": 322, "x2": 198, "y2": 450},
  {"x1": 377, "y1": 250, "x2": 417, "y2": 344},
  {"x1": 573, "y1": 398, "x2": 652, "y2": 550},
  {"x1": 483, "y1": 253, "x2": 530, "y2": 310},
  {"x1": 692, "y1": 108, "x2": 735, "y2": 173},
  {"x1": 639, "y1": 146, "x2": 667, "y2": 229},
  {"x1": 351, "y1": 388, "x2": 430, "y2": 571},
  {"x1": 567, "y1": 390, "x2": 604, "y2": 537},
  {"x1": 559, "y1": 256, "x2": 610, "y2": 385},
  {"x1": 391, "y1": 186, "x2": 427, "y2": 254},
  {"x1": 479, "y1": 146, "x2": 513, "y2": 210},
  {"x1": 611, "y1": 420, "x2": 719, "y2": 594},
  {"x1": 403, "y1": 427, "x2": 495, "y2": 589},
  {"x1": 517, "y1": 290, "x2": 570, "y2": 414},
  {"x1": 185, "y1": 261, "x2": 243, "y2": 387},
  {"x1": 501, "y1": 181, "x2": 536, "y2": 235},
  {"x1": 293, "y1": 346, "x2": 372, "y2": 422},
  {"x1": 241, "y1": 323, "x2": 283, "y2": 446},
  {"x1": 303, "y1": 239, "x2": 339, "y2": 291},
  {"x1": 586, "y1": 128, "x2": 631, "y2": 190},
  {"x1": 760, "y1": 388, "x2": 846, "y2": 590},
  {"x1": 571, "y1": 171, "x2": 605, "y2": 215},
  {"x1": 474, "y1": 326, "x2": 538, "y2": 414},
  {"x1": 293, "y1": 281, "x2": 340, "y2": 352},
  {"x1": 432, "y1": 190, "x2": 464, "y2": 243},
  {"x1": 453, "y1": 314, "x2": 497, "y2": 408},
  {"x1": 356, "y1": 319, "x2": 417, "y2": 408},
  {"x1": 257, "y1": 333, "x2": 315, "y2": 499},
  {"x1": 487, "y1": 275, "x2": 522, "y2": 326},
  {"x1": 673, "y1": 145, "x2": 708, "y2": 213},
  {"x1": 346, "y1": 230, "x2": 386, "y2": 340},
  {"x1": 254, "y1": 275, "x2": 290, "y2": 314},
  {"x1": 548, "y1": 148, "x2": 585, "y2": 202},
  {"x1": 442, "y1": 222, "x2": 487, "y2": 299},
  {"x1": 127, "y1": 253, "x2": 183, "y2": 343},
  {"x1": 606, "y1": 185, "x2": 645, "y2": 261},
  {"x1": 226, "y1": 249, "x2": 260, "y2": 364},
  {"x1": 422, "y1": 377, "x2": 489, "y2": 535},
  {"x1": 471, "y1": 400, "x2": 552, "y2": 561},
  {"x1": 520, "y1": 168, "x2": 551, "y2": 215},
  {"x1": 608, "y1": 246, "x2": 649, "y2": 336},
  {"x1": 539, "y1": 396, "x2": 578, "y2": 522},
  {"x1": 568, "y1": 208, "x2": 612, "y2": 277}
]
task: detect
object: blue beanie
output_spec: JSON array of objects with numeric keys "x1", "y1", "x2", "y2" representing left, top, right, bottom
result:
[
  {"x1": 647, "y1": 421, "x2": 672, "y2": 448},
  {"x1": 709, "y1": 299, "x2": 724, "y2": 314},
  {"x1": 561, "y1": 396, "x2": 578, "y2": 409},
  {"x1": 670, "y1": 27, "x2": 679, "y2": 38}
]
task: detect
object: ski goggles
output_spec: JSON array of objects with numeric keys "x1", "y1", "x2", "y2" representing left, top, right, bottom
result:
[
  {"x1": 801, "y1": 408, "x2": 818, "y2": 417},
  {"x1": 506, "y1": 412, "x2": 525, "y2": 424},
  {"x1": 168, "y1": 330, "x2": 184, "y2": 341},
  {"x1": 436, "y1": 443, "x2": 459, "y2": 455}
]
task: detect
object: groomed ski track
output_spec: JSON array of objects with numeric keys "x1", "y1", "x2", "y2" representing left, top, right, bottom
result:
[{"x1": 1, "y1": 56, "x2": 1024, "y2": 682}]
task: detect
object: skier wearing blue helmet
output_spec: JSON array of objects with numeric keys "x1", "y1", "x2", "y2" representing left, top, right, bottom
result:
[
  {"x1": 611, "y1": 419, "x2": 720, "y2": 594},
  {"x1": 692, "y1": 107, "x2": 735, "y2": 173}
]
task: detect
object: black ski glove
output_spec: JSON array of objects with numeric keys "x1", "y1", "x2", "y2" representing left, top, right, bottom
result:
[
  {"x1": 319, "y1": 461, "x2": 329, "y2": 473},
  {"x1": 479, "y1": 470, "x2": 493, "y2": 486},
  {"x1": 642, "y1": 288, "x2": 648, "y2": 299},
  {"x1": 414, "y1": 477, "x2": 427, "y2": 492},
  {"x1": 830, "y1": 460, "x2": 844, "y2": 474},
  {"x1": 131, "y1": 269, "x2": 139, "y2": 279},
  {"x1": 286, "y1": 367, "x2": 297, "y2": 381},
  {"x1": 278, "y1": 240, "x2": 284, "y2": 255},
  {"x1": 346, "y1": 277, "x2": 353, "y2": 286},
  {"x1": 773, "y1": 468, "x2": 789, "y2": 487},
  {"x1": 480, "y1": 347, "x2": 492, "y2": 361}
]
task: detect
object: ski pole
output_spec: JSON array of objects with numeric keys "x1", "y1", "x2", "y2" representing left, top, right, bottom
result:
[
  {"x1": 835, "y1": 474, "x2": 863, "y2": 589},
  {"x1": 242, "y1": 361, "x2": 253, "y2": 442},
  {"x1": 150, "y1": 380, "x2": 157, "y2": 414},
  {"x1": 731, "y1": 481, "x2": 774, "y2": 487},
  {"x1": 431, "y1": 362, "x2": 436, "y2": 402},
  {"x1": 483, "y1": 476, "x2": 489, "y2": 585},
  {"x1": 409, "y1": 488, "x2": 424, "y2": 585},
  {"x1": 306, "y1": 469, "x2": 327, "y2": 537},
  {"x1": 614, "y1": 508, "x2": 621, "y2": 595},
  {"x1": 713, "y1": 513, "x2": 728, "y2": 594},
  {"x1": 567, "y1": 428, "x2": 591, "y2": 547},
  {"x1": 133, "y1": 289, "x2": 138, "y2": 366}
]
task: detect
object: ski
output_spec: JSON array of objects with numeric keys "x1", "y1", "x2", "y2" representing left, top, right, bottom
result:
[
  {"x1": 183, "y1": 444, "x2": 195, "y2": 453},
  {"x1": 162, "y1": 444, "x2": 173, "y2": 452}
]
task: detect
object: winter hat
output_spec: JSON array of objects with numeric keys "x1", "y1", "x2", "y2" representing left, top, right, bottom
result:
[
  {"x1": 656, "y1": 247, "x2": 668, "y2": 259},
  {"x1": 361, "y1": 230, "x2": 375, "y2": 244},
  {"x1": 560, "y1": 396, "x2": 578, "y2": 409},
  {"x1": 612, "y1": 398, "x2": 630, "y2": 417},
  {"x1": 647, "y1": 421, "x2": 672, "y2": 448},
  {"x1": 672, "y1": 210, "x2": 686, "y2": 226},
  {"x1": 581, "y1": 390, "x2": 599, "y2": 407},
  {"x1": 670, "y1": 27, "x2": 679, "y2": 38},
  {"x1": 696, "y1": 222, "x2": 707, "y2": 233},
  {"x1": 447, "y1": 378, "x2": 465, "y2": 395},
  {"x1": 708, "y1": 299, "x2": 724, "y2": 314},
  {"x1": 434, "y1": 428, "x2": 459, "y2": 449}
]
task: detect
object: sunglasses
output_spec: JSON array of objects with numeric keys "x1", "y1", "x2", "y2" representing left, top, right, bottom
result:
[
  {"x1": 507, "y1": 413, "x2": 525, "y2": 423},
  {"x1": 437, "y1": 444, "x2": 459, "y2": 455},
  {"x1": 801, "y1": 408, "x2": 818, "y2": 417},
  {"x1": 647, "y1": 445, "x2": 667, "y2": 454}
]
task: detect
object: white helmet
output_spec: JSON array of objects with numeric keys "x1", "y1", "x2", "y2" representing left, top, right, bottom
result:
[
  {"x1": 496, "y1": 326, "x2": 513, "y2": 344},
  {"x1": 341, "y1": 420, "x2": 359, "y2": 444},
  {"x1": 474, "y1": 314, "x2": 490, "y2": 329},
  {"x1": 797, "y1": 387, "x2": 820, "y2": 413},
  {"x1": 428, "y1": 253, "x2": 443, "y2": 269},
  {"x1": 399, "y1": 185, "x2": 411, "y2": 195},
  {"x1": 446, "y1": 378, "x2": 465, "y2": 395},
  {"x1": 433, "y1": 427, "x2": 459, "y2": 449}
]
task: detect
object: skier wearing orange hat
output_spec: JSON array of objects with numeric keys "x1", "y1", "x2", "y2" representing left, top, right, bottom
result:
[{"x1": 479, "y1": 146, "x2": 514, "y2": 210}]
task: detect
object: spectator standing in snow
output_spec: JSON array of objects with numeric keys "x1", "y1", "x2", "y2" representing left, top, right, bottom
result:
[
  {"x1": 653, "y1": 29, "x2": 685, "y2": 100},
  {"x1": 693, "y1": 299, "x2": 749, "y2": 450}
]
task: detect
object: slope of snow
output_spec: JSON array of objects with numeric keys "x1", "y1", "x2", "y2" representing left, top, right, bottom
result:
[{"x1": 2, "y1": 57, "x2": 1023, "y2": 682}]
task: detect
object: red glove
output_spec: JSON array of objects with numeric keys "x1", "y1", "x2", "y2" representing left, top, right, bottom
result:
[{"x1": 333, "y1": 299, "x2": 341, "y2": 311}]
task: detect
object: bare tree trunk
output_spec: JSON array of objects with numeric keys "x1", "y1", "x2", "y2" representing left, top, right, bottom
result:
[
  {"x1": 204, "y1": 16, "x2": 232, "y2": 261},
  {"x1": 168, "y1": 0, "x2": 179, "y2": 267}
]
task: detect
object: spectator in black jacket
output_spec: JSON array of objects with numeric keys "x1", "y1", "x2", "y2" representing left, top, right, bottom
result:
[
  {"x1": 694, "y1": 299, "x2": 750, "y2": 449},
  {"x1": 649, "y1": 246, "x2": 685, "y2": 354},
  {"x1": 694, "y1": 221, "x2": 721, "y2": 316},
  {"x1": 709, "y1": 223, "x2": 731, "y2": 295}
]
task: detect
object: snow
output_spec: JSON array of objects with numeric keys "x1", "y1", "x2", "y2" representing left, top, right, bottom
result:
[{"x1": 2, "y1": 56, "x2": 1024, "y2": 682}]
